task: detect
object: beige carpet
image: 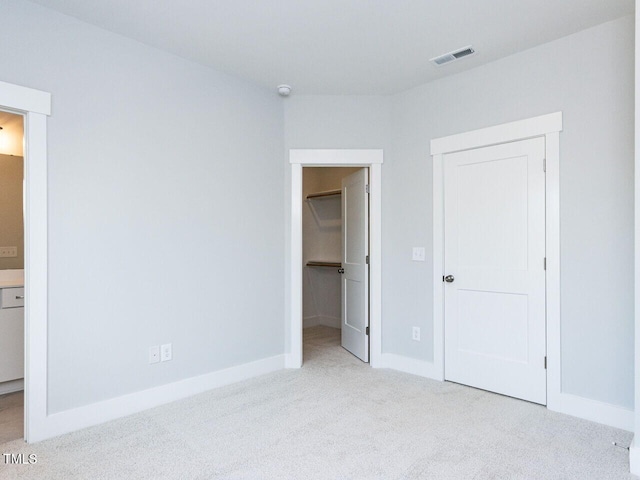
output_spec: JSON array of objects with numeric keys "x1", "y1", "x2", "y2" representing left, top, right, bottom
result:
[{"x1": 0, "y1": 326, "x2": 634, "y2": 479}]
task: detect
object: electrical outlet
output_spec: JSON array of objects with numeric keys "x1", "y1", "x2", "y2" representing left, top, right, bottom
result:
[
  {"x1": 0, "y1": 247, "x2": 17, "y2": 258},
  {"x1": 412, "y1": 327, "x2": 421, "y2": 341},
  {"x1": 412, "y1": 247, "x2": 425, "y2": 262},
  {"x1": 161, "y1": 343, "x2": 172, "y2": 362},
  {"x1": 149, "y1": 345, "x2": 160, "y2": 364}
]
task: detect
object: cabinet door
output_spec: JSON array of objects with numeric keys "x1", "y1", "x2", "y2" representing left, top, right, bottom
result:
[{"x1": 0, "y1": 307, "x2": 24, "y2": 383}]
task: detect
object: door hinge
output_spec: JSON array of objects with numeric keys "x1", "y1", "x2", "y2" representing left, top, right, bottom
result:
[
  {"x1": 366, "y1": 326, "x2": 370, "y2": 336},
  {"x1": 366, "y1": 184, "x2": 370, "y2": 194},
  {"x1": 544, "y1": 257, "x2": 547, "y2": 270},
  {"x1": 543, "y1": 158, "x2": 546, "y2": 172},
  {"x1": 365, "y1": 255, "x2": 369, "y2": 264},
  {"x1": 544, "y1": 356, "x2": 547, "y2": 369}
]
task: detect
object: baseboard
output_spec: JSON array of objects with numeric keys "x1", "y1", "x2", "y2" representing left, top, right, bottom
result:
[
  {"x1": 30, "y1": 354, "x2": 285, "y2": 443},
  {"x1": 378, "y1": 354, "x2": 633, "y2": 432},
  {"x1": 629, "y1": 437, "x2": 640, "y2": 475},
  {"x1": 377, "y1": 353, "x2": 443, "y2": 381},
  {"x1": 303, "y1": 315, "x2": 341, "y2": 329},
  {"x1": 285, "y1": 353, "x2": 301, "y2": 368},
  {"x1": 548, "y1": 392, "x2": 633, "y2": 432},
  {"x1": 0, "y1": 379, "x2": 24, "y2": 395}
]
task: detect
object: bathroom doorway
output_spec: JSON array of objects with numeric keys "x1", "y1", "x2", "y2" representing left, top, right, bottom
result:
[
  {"x1": 0, "y1": 110, "x2": 25, "y2": 442},
  {"x1": 0, "y1": 79, "x2": 50, "y2": 443}
]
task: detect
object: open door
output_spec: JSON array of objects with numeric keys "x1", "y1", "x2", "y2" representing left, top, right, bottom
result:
[{"x1": 340, "y1": 168, "x2": 369, "y2": 362}]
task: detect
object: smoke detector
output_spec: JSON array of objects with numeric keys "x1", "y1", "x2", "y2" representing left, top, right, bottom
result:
[
  {"x1": 277, "y1": 84, "x2": 292, "y2": 96},
  {"x1": 430, "y1": 46, "x2": 476, "y2": 66}
]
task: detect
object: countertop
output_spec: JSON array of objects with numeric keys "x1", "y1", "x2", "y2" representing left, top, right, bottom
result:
[{"x1": 0, "y1": 270, "x2": 24, "y2": 289}]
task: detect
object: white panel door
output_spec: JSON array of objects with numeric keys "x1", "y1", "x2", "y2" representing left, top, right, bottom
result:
[
  {"x1": 444, "y1": 137, "x2": 546, "y2": 404},
  {"x1": 341, "y1": 169, "x2": 369, "y2": 362}
]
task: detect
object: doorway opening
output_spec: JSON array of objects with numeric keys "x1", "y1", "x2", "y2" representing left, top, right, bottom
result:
[
  {"x1": 0, "y1": 80, "x2": 50, "y2": 443},
  {"x1": 302, "y1": 166, "x2": 368, "y2": 364},
  {"x1": 288, "y1": 149, "x2": 383, "y2": 369},
  {"x1": 0, "y1": 110, "x2": 25, "y2": 443}
]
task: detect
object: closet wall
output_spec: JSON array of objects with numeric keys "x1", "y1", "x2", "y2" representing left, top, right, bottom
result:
[{"x1": 303, "y1": 167, "x2": 359, "y2": 329}]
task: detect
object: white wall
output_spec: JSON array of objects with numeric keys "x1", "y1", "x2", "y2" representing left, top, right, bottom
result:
[
  {"x1": 285, "y1": 16, "x2": 634, "y2": 410},
  {"x1": 0, "y1": 1, "x2": 285, "y2": 413}
]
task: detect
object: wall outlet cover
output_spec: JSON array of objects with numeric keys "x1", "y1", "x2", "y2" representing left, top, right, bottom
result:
[
  {"x1": 161, "y1": 343, "x2": 172, "y2": 362},
  {"x1": 412, "y1": 327, "x2": 421, "y2": 341},
  {"x1": 412, "y1": 247, "x2": 426, "y2": 262}
]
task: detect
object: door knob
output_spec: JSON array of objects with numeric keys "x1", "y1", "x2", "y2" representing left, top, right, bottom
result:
[
  {"x1": 444, "y1": 275, "x2": 455, "y2": 283},
  {"x1": 338, "y1": 268, "x2": 345, "y2": 274}
]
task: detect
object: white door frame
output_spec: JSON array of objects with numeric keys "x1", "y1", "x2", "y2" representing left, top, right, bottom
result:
[
  {"x1": 0, "y1": 80, "x2": 51, "y2": 442},
  {"x1": 430, "y1": 112, "x2": 562, "y2": 409},
  {"x1": 288, "y1": 149, "x2": 383, "y2": 368}
]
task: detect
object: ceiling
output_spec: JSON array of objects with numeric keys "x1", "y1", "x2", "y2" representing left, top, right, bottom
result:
[{"x1": 30, "y1": 0, "x2": 634, "y2": 95}]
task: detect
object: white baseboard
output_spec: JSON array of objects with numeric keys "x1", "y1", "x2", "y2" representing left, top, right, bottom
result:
[
  {"x1": 0, "y1": 379, "x2": 24, "y2": 395},
  {"x1": 548, "y1": 392, "x2": 633, "y2": 432},
  {"x1": 285, "y1": 353, "x2": 301, "y2": 368},
  {"x1": 629, "y1": 437, "x2": 640, "y2": 475},
  {"x1": 378, "y1": 354, "x2": 633, "y2": 432},
  {"x1": 377, "y1": 353, "x2": 443, "y2": 381},
  {"x1": 30, "y1": 354, "x2": 285, "y2": 443},
  {"x1": 303, "y1": 315, "x2": 341, "y2": 329}
]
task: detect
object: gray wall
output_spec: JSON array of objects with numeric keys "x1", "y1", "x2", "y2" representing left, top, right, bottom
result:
[
  {"x1": 285, "y1": 16, "x2": 634, "y2": 409},
  {"x1": 0, "y1": 155, "x2": 24, "y2": 270},
  {"x1": 1, "y1": 1, "x2": 285, "y2": 413}
]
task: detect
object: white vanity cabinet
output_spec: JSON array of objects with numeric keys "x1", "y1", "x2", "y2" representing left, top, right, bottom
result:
[{"x1": 0, "y1": 286, "x2": 24, "y2": 383}]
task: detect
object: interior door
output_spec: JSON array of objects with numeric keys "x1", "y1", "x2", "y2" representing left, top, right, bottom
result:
[
  {"x1": 444, "y1": 137, "x2": 546, "y2": 404},
  {"x1": 341, "y1": 168, "x2": 369, "y2": 362}
]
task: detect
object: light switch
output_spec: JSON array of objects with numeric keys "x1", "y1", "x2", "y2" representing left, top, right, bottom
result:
[
  {"x1": 149, "y1": 346, "x2": 160, "y2": 364},
  {"x1": 412, "y1": 247, "x2": 426, "y2": 262},
  {"x1": 0, "y1": 247, "x2": 17, "y2": 258}
]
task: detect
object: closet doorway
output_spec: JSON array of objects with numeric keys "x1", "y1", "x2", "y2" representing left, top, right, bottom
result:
[
  {"x1": 303, "y1": 167, "x2": 369, "y2": 362},
  {"x1": 288, "y1": 149, "x2": 383, "y2": 369}
]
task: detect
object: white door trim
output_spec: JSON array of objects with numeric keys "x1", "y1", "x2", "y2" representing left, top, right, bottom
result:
[
  {"x1": 0, "y1": 80, "x2": 51, "y2": 442},
  {"x1": 431, "y1": 112, "x2": 562, "y2": 409},
  {"x1": 288, "y1": 149, "x2": 383, "y2": 368}
]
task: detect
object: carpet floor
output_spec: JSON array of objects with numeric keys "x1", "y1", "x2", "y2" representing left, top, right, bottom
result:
[{"x1": 0, "y1": 326, "x2": 634, "y2": 479}]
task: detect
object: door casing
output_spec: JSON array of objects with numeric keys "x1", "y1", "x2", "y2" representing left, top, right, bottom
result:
[
  {"x1": 431, "y1": 112, "x2": 562, "y2": 410},
  {"x1": 288, "y1": 149, "x2": 383, "y2": 368}
]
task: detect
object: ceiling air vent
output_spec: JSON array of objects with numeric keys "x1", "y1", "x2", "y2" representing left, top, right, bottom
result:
[{"x1": 430, "y1": 46, "x2": 476, "y2": 66}]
